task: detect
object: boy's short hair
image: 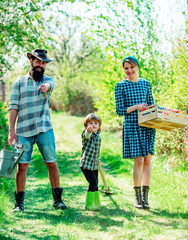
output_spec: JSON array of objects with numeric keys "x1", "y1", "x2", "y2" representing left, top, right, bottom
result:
[{"x1": 84, "y1": 113, "x2": 102, "y2": 131}]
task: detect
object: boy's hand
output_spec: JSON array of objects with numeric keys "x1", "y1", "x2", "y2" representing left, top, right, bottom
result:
[{"x1": 87, "y1": 126, "x2": 92, "y2": 133}]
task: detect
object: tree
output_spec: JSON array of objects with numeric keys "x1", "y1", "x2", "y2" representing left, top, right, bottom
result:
[
  {"x1": 84, "y1": 0, "x2": 166, "y2": 126},
  {"x1": 45, "y1": 7, "x2": 104, "y2": 114}
]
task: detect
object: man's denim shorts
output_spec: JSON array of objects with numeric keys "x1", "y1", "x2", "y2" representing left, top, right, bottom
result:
[{"x1": 17, "y1": 129, "x2": 56, "y2": 163}]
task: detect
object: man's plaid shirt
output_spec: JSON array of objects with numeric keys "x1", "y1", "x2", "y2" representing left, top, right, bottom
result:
[
  {"x1": 80, "y1": 130, "x2": 101, "y2": 170},
  {"x1": 9, "y1": 73, "x2": 54, "y2": 137}
]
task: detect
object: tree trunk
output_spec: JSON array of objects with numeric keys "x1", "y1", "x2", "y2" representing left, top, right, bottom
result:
[{"x1": 0, "y1": 81, "x2": 5, "y2": 102}]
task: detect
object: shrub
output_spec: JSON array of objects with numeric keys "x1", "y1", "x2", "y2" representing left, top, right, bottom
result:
[{"x1": 0, "y1": 102, "x2": 9, "y2": 149}]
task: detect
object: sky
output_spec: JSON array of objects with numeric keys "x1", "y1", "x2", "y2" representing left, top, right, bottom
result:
[{"x1": 155, "y1": 0, "x2": 187, "y2": 36}]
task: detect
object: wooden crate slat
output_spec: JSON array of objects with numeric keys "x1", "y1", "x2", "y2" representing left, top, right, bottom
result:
[
  {"x1": 157, "y1": 112, "x2": 187, "y2": 125},
  {"x1": 138, "y1": 112, "x2": 157, "y2": 123},
  {"x1": 158, "y1": 109, "x2": 187, "y2": 118}
]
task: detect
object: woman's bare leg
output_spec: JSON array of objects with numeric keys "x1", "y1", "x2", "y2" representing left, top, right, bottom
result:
[
  {"x1": 133, "y1": 157, "x2": 144, "y2": 186},
  {"x1": 143, "y1": 154, "x2": 152, "y2": 186}
]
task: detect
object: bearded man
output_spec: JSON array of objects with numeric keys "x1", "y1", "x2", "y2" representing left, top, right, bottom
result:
[{"x1": 8, "y1": 49, "x2": 67, "y2": 211}]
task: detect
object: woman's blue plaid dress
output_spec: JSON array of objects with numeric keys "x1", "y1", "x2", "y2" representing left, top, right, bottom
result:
[{"x1": 115, "y1": 78, "x2": 156, "y2": 159}]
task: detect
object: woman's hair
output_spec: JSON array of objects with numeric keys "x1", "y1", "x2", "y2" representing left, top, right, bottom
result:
[
  {"x1": 84, "y1": 113, "x2": 102, "y2": 131},
  {"x1": 122, "y1": 56, "x2": 139, "y2": 68}
]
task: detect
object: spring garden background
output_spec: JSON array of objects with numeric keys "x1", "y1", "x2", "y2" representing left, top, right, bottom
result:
[{"x1": 0, "y1": 0, "x2": 187, "y2": 239}]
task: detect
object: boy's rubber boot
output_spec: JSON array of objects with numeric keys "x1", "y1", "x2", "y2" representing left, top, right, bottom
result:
[
  {"x1": 52, "y1": 188, "x2": 67, "y2": 210},
  {"x1": 12, "y1": 191, "x2": 25, "y2": 212},
  {"x1": 142, "y1": 186, "x2": 150, "y2": 209},
  {"x1": 94, "y1": 191, "x2": 102, "y2": 208},
  {"x1": 134, "y1": 186, "x2": 143, "y2": 209},
  {"x1": 85, "y1": 191, "x2": 99, "y2": 211}
]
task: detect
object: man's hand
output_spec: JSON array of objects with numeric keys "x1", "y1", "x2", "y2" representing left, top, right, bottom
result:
[
  {"x1": 9, "y1": 109, "x2": 18, "y2": 146},
  {"x1": 8, "y1": 130, "x2": 17, "y2": 146},
  {"x1": 39, "y1": 83, "x2": 50, "y2": 93}
]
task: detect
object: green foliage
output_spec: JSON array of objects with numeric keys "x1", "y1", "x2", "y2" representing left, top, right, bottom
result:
[
  {"x1": 94, "y1": 53, "x2": 124, "y2": 129},
  {"x1": 86, "y1": 0, "x2": 188, "y2": 162},
  {"x1": 0, "y1": 102, "x2": 8, "y2": 149},
  {"x1": 155, "y1": 42, "x2": 188, "y2": 162},
  {"x1": 48, "y1": 47, "x2": 104, "y2": 114},
  {"x1": 0, "y1": 0, "x2": 61, "y2": 77},
  {"x1": 162, "y1": 42, "x2": 188, "y2": 110},
  {"x1": 45, "y1": 9, "x2": 105, "y2": 114},
  {"x1": 1, "y1": 0, "x2": 187, "y2": 164},
  {"x1": 88, "y1": 0, "x2": 167, "y2": 127}
]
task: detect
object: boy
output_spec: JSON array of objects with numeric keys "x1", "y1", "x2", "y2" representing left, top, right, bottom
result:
[{"x1": 80, "y1": 113, "x2": 102, "y2": 210}]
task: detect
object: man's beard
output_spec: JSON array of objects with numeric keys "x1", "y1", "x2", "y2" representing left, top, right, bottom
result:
[{"x1": 31, "y1": 66, "x2": 45, "y2": 82}]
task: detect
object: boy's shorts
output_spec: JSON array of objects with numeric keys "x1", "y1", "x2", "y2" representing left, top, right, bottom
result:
[{"x1": 17, "y1": 129, "x2": 56, "y2": 163}]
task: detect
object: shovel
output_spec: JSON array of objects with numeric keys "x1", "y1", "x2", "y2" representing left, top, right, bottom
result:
[{"x1": 98, "y1": 161, "x2": 114, "y2": 195}]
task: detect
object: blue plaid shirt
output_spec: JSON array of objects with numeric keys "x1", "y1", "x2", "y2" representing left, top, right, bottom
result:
[{"x1": 9, "y1": 73, "x2": 54, "y2": 137}]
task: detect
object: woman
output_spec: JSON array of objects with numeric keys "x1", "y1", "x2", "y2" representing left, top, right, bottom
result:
[{"x1": 115, "y1": 56, "x2": 155, "y2": 209}]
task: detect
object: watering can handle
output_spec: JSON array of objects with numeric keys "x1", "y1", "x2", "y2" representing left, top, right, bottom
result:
[
  {"x1": 8, "y1": 142, "x2": 30, "y2": 174},
  {"x1": 3, "y1": 142, "x2": 16, "y2": 151},
  {"x1": 3, "y1": 142, "x2": 9, "y2": 150}
]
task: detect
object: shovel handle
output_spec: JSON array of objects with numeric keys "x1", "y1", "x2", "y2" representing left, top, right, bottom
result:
[{"x1": 98, "y1": 162, "x2": 110, "y2": 193}]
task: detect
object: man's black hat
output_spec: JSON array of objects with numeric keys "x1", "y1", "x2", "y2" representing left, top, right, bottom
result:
[{"x1": 27, "y1": 49, "x2": 52, "y2": 62}]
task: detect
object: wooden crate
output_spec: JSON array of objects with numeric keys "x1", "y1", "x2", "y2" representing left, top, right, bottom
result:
[{"x1": 138, "y1": 105, "x2": 188, "y2": 131}]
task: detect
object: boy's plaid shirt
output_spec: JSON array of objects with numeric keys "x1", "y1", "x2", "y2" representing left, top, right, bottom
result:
[
  {"x1": 80, "y1": 130, "x2": 101, "y2": 170},
  {"x1": 9, "y1": 74, "x2": 54, "y2": 137}
]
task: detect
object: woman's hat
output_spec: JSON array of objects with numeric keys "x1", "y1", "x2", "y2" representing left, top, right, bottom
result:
[
  {"x1": 122, "y1": 56, "x2": 139, "y2": 67},
  {"x1": 27, "y1": 49, "x2": 52, "y2": 62}
]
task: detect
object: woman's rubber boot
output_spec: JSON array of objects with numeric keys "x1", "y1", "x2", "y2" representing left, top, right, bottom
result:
[
  {"x1": 52, "y1": 188, "x2": 67, "y2": 210},
  {"x1": 94, "y1": 191, "x2": 102, "y2": 208},
  {"x1": 85, "y1": 191, "x2": 99, "y2": 211},
  {"x1": 134, "y1": 186, "x2": 143, "y2": 209},
  {"x1": 12, "y1": 191, "x2": 25, "y2": 212},
  {"x1": 142, "y1": 186, "x2": 150, "y2": 209}
]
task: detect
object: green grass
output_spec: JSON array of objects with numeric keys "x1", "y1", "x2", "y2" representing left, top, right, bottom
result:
[{"x1": 0, "y1": 111, "x2": 187, "y2": 240}]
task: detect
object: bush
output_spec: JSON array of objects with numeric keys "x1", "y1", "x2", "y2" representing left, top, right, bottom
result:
[
  {"x1": 50, "y1": 81, "x2": 97, "y2": 116},
  {"x1": 155, "y1": 43, "x2": 188, "y2": 163},
  {"x1": 0, "y1": 102, "x2": 9, "y2": 149}
]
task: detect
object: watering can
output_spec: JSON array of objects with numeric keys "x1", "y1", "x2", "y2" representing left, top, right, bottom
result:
[{"x1": 0, "y1": 142, "x2": 30, "y2": 178}]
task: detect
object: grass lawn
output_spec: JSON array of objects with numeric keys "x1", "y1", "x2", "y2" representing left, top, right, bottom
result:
[{"x1": 0, "y1": 111, "x2": 187, "y2": 240}]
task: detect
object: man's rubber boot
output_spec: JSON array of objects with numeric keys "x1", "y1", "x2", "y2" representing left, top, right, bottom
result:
[
  {"x1": 85, "y1": 191, "x2": 99, "y2": 211},
  {"x1": 12, "y1": 191, "x2": 25, "y2": 212},
  {"x1": 52, "y1": 188, "x2": 67, "y2": 210}
]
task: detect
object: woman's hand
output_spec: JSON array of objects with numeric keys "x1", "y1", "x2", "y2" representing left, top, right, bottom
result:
[
  {"x1": 137, "y1": 104, "x2": 148, "y2": 111},
  {"x1": 127, "y1": 104, "x2": 148, "y2": 114}
]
